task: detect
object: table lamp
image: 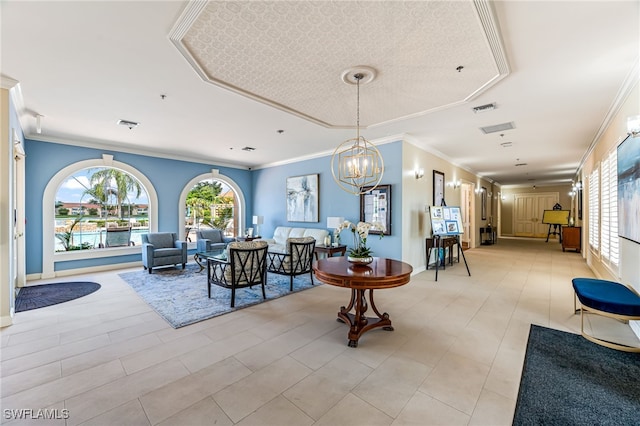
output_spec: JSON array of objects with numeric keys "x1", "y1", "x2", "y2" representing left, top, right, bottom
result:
[
  {"x1": 326, "y1": 216, "x2": 345, "y2": 246},
  {"x1": 252, "y1": 215, "x2": 264, "y2": 237}
]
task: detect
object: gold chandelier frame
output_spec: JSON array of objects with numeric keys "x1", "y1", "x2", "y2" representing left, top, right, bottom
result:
[{"x1": 331, "y1": 69, "x2": 384, "y2": 195}]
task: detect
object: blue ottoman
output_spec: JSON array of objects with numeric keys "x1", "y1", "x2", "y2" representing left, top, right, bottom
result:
[{"x1": 572, "y1": 277, "x2": 640, "y2": 352}]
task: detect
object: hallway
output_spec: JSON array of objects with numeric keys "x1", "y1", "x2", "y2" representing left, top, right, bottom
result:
[{"x1": 2, "y1": 239, "x2": 637, "y2": 425}]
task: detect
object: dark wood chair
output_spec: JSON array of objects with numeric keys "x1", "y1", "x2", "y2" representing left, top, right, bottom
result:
[
  {"x1": 207, "y1": 240, "x2": 268, "y2": 308},
  {"x1": 266, "y1": 237, "x2": 315, "y2": 291}
]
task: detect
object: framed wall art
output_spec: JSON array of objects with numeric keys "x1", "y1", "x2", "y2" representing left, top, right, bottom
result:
[
  {"x1": 618, "y1": 135, "x2": 640, "y2": 244},
  {"x1": 481, "y1": 186, "x2": 488, "y2": 220},
  {"x1": 433, "y1": 170, "x2": 445, "y2": 206},
  {"x1": 360, "y1": 184, "x2": 391, "y2": 235},
  {"x1": 286, "y1": 173, "x2": 318, "y2": 222}
]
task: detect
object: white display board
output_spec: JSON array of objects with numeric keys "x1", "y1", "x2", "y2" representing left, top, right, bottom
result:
[{"x1": 430, "y1": 206, "x2": 464, "y2": 236}]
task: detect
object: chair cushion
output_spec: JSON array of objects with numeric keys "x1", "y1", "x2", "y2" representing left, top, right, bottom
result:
[
  {"x1": 272, "y1": 227, "x2": 293, "y2": 245},
  {"x1": 224, "y1": 240, "x2": 268, "y2": 283},
  {"x1": 153, "y1": 247, "x2": 182, "y2": 258},
  {"x1": 303, "y1": 228, "x2": 328, "y2": 246},
  {"x1": 197, "y1": 229, "x2": 223, "y2": 243},
  {"x1": 572, "y1": 278, "x2": 640, "y2": 316},
  {"x1": 146, "y1": 232, "x2": 175, "y2": 248}
]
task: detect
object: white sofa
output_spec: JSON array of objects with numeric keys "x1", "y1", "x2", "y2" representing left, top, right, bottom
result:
[{"x1": 259, "y1": 226, "x2": 328, "y2": 253}]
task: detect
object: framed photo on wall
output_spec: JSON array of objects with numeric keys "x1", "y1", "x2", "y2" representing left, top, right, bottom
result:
[
  {"x1": 433, "y1": 170, "x2": 445, "y2": 206},
  {"x1": 360, "y1": 184, "x2": 391, "y2": 235},
  {"x1": 286, "y1": 174, "x2": 319, "y2": 222},
  {"x1": 481, "y1": 186, "x2": 488, "y2": 220}
]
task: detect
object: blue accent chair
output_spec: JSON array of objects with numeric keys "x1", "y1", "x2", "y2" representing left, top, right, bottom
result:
[
  {"x1": 196, "y1": 228, "x2": 235, "y2": 253},
  {"x1": 141, "y1": 232, "x2": 187, "y2": 274}
]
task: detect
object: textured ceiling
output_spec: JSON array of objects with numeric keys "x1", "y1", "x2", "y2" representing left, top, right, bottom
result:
[
  {"x1": 2, "y1": 1, "x2": 638, "y2": 186},
  {"x1": 173, "y1": 0, "x2": 508, "y2": 127}
]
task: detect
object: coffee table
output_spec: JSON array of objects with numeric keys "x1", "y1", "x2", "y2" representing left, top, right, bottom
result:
[
  {"x1": 313, "y1": 244, "x2": 347, "y2": 260},
  {"x1": 194, "y1": 249, "x2": 226, "y2": 271},
  {"x1": 313, "y1": 256, "x2": 413, "y2": 347}
]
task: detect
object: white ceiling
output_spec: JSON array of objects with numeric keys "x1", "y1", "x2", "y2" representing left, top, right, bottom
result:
[{"x1": 2, "y1": 1, "x2": 638, "y2": 187}]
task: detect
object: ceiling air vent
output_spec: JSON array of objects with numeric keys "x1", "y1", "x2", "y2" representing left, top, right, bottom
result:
[
  {"x1": 472, "y1": 103, "x2": 496, "y2": 113},
  {"x1": 241, "y1": 146, "x2": 256, "y2": 151},
  {"x1": 515, "y1": 163, "x2": 528, "y2": 167},
  {"x1": 117, "y1": 119, "x2": 139, "y2": 129},
  {"x1": 480, "y1": 122, "x2": 514, "y2": 134}
]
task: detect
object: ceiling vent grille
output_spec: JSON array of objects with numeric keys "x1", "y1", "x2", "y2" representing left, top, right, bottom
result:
[
  {"x1": 117, "y1": 119, "x2": 139, "y2": 129},
  {"x1": 472, "y1": 102, "x2": 496, "y2": 113},
  {"x1": 480, "y1": 122, "x2": 514, "y2": 134},
  {"x1": 241, "y1": 146, "x2": 256, "y2": 151}
]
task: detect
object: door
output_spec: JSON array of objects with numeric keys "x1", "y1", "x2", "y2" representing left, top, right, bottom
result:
[
  {"x1": 514, "y1": 192, "x2": 559, "y2": 237},
  {"x1": 460, "y1": 183, "x2": 474, "y2": 248}
]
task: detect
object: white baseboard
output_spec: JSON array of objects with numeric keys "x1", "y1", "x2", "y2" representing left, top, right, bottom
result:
[{"x1": 27, "y1": 261, "x2": 142, "y2": 282}]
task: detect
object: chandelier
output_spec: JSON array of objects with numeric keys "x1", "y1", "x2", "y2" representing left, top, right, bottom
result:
[{"x1": 331, "y1": 68, "x2": 384, "y2": 195}]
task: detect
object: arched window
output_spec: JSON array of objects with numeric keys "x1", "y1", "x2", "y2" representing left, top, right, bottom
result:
[
  {"x1": 179, "y1": 170, "x2": 245, "y2": 243},
  {"x1": 54, "y1": 167, "x2": 150, "y2": 251},
  {"x1": 42, "y1": 155, "x2": 158, "y2": 278}
]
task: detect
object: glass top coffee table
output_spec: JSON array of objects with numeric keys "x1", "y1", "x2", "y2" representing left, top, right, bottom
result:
[{"x1": 194, "y1": 249, "x2": 226, "y2": 271}]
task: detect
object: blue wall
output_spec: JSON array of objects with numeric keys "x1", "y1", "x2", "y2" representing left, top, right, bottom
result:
[
  {"x1": 252, "y1": 141, "x2": 403, "y2": 260},
  {"x1": 25, "y1": 140, "x2": 252, "y2": 274},
  {"x1": 24, "y1": 139, "x2": 403, "y2": 274}
]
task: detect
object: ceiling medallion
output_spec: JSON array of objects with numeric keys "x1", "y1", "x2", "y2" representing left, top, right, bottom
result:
[{"x1": 331, "y1": 67, "x2": 384, "y2": 195}]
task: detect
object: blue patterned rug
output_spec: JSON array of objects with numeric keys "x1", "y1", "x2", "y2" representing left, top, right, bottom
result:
[{"x1": 118, "y1": 263, "x2": 318, "y2": 328}]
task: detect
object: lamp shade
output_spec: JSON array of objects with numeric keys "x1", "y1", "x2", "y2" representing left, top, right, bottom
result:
[
  {"x1": 327, "y1": 216, "x2": 344, "y2": 229},
  {"x1": 252, "y1": 215, "x2": 264, "y2": 225}
]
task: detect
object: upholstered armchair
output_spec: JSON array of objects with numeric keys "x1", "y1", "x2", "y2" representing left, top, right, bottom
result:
[
  {"x1": 266, "y1": 237, "x2": 315, "y2": 291},
  {"x1": 196, "y1": 228, "x2": 235, "y2": 253},
  {"x1": 207, "y1": 240, "x2": 269, "y2": 307},
  {"x1": 141, "y1": 232, "x2": 187, "y2": 274}
]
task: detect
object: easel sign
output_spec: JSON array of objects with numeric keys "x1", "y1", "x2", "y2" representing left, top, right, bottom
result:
[{"x1": 430, "y1": 206, "x2": 464, "y2": 236}]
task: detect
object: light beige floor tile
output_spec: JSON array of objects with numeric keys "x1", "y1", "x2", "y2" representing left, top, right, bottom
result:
[
  {"x1": 213, "y1": 356, "x2": 312, "y2": 422},
  {"x1": 283, "y1": 354, "x2": 372, "y2": 420},
  {"x1": 61, "y1": 332, "x2": 161, "y2": 376},
  {"x1": 65, "y1": 359, "x2": 189, "y2": 426},
  {"x1": 235, "y1": 328, "x2": 311, "y2": 371},
  {"x1": 353, "y1": 355, "x2": 431, "y2": 418},
  {"x1": 419, "y1": 352, "x2": 491, "y2": 415},
  {"x1": 1, "y1": 335, "x2": 111, "y2": 378},
  {"x1": 120, "y1": 331, "x2": 213, "y2": 374},
  {"x1": 391, "y1": 391, "x2": 469, "y2": 426},
  {"x1": 0, "y1": 335, "x2": 61, "y2": 361},
  {"x1": 1, "y1": 361, "x2": 61, "y2": 398},
  {"x1": 313, "y1": 393, "x2": 393, "y2": 426},
  {"x1": 289, "y1": 328, "x2": 348, "y2": 370},
  {"x1": 78, "y1": 399, "x2": 151, "y2": 426},
  {"x1": 469, "y1": 388, "x2": 516, "y2": 426},
  {"x1": 1, "y1": 359, "x2": 125, "y2": 410},
  {"x1": 156, "y1": 397, "x2": 232, "y2": 426},
  {"x1": 179, "y1": 331, "x2": 264, "y2": 373},
  {"x1": 236, "y1": 395, "x2": 314, "y2": 426},
  {"x1": 139, "y1": 356, "x2": 252, "y2": 425}
]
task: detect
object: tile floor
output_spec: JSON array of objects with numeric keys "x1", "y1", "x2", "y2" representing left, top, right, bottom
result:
[{"x1": 2, "y1": 239, "x2": 638, "y2": 425}]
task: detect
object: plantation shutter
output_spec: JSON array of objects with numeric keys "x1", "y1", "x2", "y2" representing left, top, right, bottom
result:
[{"x1": 588, "y1": 167, "x2": 599, "y2": 252}]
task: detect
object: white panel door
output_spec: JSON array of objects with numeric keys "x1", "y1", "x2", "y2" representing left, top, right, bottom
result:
[{"x1": 514, "y1": 193, "x2": 559, "y2": 237}]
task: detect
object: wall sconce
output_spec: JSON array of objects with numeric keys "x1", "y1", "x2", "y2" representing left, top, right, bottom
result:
[
  {"x1": 627, "y1": 115, "x2": 640, "y2": 137},
  {"x1": 415, "y1": 168, "x2": 424, "y2": 179},
  {"x1": 449, "y1": 180, "x2": 461, "y2": 189}
]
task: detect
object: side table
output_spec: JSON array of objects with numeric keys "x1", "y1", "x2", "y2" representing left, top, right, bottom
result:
[{"x1": 314, "y1": 244, "x2": 347, "y2": 261}]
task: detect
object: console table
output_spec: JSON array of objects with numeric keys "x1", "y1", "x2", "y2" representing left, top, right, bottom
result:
[
  {"x1": 313, "y1": 257, "x2": 413, "y2": 347},
  {"x1": 480, "y1": 227, "x2": 496, "y2": 245}
]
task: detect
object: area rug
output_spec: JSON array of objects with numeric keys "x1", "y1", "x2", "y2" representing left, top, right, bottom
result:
[
  {"x1": 118, "y1": 263, "x2": 318, "y2": 328},
  {"x1": 513, "y1": 324, "x2": 640, "y2": 425},
  {"x1": 15, "y1": 281, "x2": 101, "y2": 312}
]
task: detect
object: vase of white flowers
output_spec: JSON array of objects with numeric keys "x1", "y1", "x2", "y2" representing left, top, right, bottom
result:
[{"x1": 335, "y1": 220, "x2": 385, "y2": 265}]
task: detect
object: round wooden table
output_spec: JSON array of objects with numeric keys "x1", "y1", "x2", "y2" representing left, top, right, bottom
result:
[{"x1": 313, "y1": 256, "x2": 413, "y2": 347}]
